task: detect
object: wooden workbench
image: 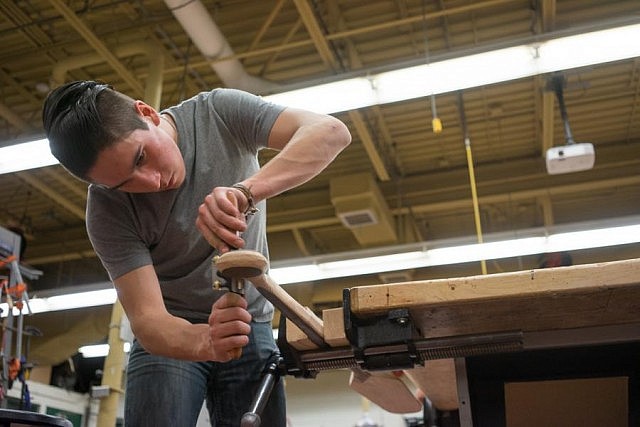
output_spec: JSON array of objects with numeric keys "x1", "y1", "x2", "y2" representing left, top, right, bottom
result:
[{"x1": 312, "y1": 258, "x2": 640, "y2": 416}]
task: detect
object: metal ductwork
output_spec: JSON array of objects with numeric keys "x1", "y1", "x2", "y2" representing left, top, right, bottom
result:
[
  {"x1": 164, "y1": 0, "x2": 277, "y2": 94},
  {"x1": 330, "y1": 173, "x2": 398, "y2": 246}
]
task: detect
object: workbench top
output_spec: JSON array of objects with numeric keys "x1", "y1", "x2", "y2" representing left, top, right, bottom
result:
[{"x1": 347, "y1": 257, "x2": 640, "y2": 339}]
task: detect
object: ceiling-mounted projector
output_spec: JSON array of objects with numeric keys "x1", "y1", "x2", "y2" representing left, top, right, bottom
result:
[
  {"x1": 545, "y1": 74, "x2": 595, "y2": 175},
  {"x1": 546, "y1": 142, "x2": 595, "y2": 174}
]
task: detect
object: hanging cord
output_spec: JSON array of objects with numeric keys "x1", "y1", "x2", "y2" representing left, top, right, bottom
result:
[
  {"x1": 421, "y1": 0, "x2": 442, "y2": 133},
  {"x1": 551, "y1": 73, "x2": 576, "y2": 145}
]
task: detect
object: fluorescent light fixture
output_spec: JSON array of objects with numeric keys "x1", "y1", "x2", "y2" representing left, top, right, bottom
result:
[
  {"x1": 373, "y1": 46, "x2": 538, "y2": 107},
  {"x1": 3, "y1": 23, "x2": 640, "y2": 173},
  {"x1": 0, "y1": 288, "x2": 116, "y2": 317},
  {"x1": 536, "y1": 23, "x2": 640, "y2": 72},
  {"x1": 264, "y1": 23, "x2": 640, "y2": 113},
  {"x1": 265, "y1": 77, "x2": 376, "y2": 115},
  {"x1": 79, "y1": 342, "x2": 131, "y2": 358},
  {"x1": 1, "y1": 218, "x2": 638, "y2": 315},
  {"x1": 269, "y1": 219, "x2": 640, "y2": 284},
  {"x1": 0, "y1": 139, "x2": 58, "y2": 174}
]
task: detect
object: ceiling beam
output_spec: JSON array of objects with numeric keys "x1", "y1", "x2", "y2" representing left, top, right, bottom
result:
[
  {"x1": 626, "y1": 58, "x2": 640, "y2": 138},
  {"x1": 291, "y1": 229, "x2": 311, "y2": 257},
  {"x1": 248, "y1": 0, "x2": 287, "y2": 52},
  {"x1": 348, "y1": 112, "x2": 391, "y2": 181},
  {"x1": 537, "y1": 195, "x2": 555, "y2": 228},
  {"x1": 158, "y1": 0, "x2": 520, "y2": 76},
  {"x1": 321, "y1": 1, "x2": 393, "y2": 181},
  {"x1": 0, "y1": 3, "x2": 59, "y2": 136},
  {"x1": 324, "y1": 0, "x2": 520, "y2": 42},
  {"x1": 0, "y1": 69, "x2": 42, "y2": 107},
  {"x1": 0, "y1": 2, "x2": 51, "y2": 46},
  {"x1": 16, "y1": 172, "x2": 86, "y2": 220},
  {"x1": 292, "y1": 0, "x2": 338, "y2": 70},
  {"x1": 397, "y1": 174, "x2": 640, "y2": 217},
  {"x1": 42, "y1": 169, "x2": 88, "y2": 201},
  {"x1": 540, "y1": 0, "x2": 557, "y2": 32},
  {"x1": 0, "y1": 102, "x2": 33, "y2": 132},
  {"x1": 48, "y1": 0, "x2": 145, "y2": 97},
  {"x1": 253, "y1": 10, "x2": 304, "y2": 76},
  {"x1": 27, "y1": 249, "x2": 97, "y2": 265}
]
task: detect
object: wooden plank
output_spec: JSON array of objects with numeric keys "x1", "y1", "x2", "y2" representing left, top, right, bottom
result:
[
  {"x1": 321, "y1": 307, "x2": 349, "y2": 347},
  {"x1": 349, "y1": 258, "x2": 640, "y2": 338}
]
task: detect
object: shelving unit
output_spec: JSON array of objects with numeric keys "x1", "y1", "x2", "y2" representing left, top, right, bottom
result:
[{"x1": 0, "y1": 226, "x2": 37, "y2": 409}]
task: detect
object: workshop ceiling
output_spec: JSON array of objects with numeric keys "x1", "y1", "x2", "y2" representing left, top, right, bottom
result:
[{"x1": 1, "y1": 0, "x2": 640, "y2": 321}]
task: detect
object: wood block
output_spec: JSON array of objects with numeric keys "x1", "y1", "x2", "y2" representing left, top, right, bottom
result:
[
  {"x1": 286, "y1": 308, "x2": 323, "y2": 351},
  {"x1": 349, "y1": 368, "x2": 423, "y2": 414},
  {"x1": 321, "y1": 307, "x2": 349, "y2": 347}
]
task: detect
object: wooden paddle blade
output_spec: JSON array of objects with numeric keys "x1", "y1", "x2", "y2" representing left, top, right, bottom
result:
[
  {"x1": 403, "y1": 360, "x2": 459, "y2": 410},
  {"x1": 349, "y1": 368, "x2": 423, "y2": 414},
  {"x1": 251, "y1": 273, "x2": 327, "y2": 348}
]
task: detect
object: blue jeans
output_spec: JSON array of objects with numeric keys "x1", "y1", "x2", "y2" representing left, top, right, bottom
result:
[{"x1": 124, "y1": 321, "x2": 286, "y2": 426}]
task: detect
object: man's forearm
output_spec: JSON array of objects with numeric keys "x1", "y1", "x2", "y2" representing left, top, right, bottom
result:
[
  {"x1": 244, "y1": 115, "x2": 351, "y2": 201},
  {"x1": 132, "y1": 314, "x2": 214, "y2": 361}
]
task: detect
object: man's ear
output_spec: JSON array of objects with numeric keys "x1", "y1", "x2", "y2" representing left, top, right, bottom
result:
[{"x1": 133, "y1": 100, "x2": 160, "y2": 125}]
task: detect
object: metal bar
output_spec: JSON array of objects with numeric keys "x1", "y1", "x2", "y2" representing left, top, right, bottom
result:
[
  {"x1": 455, "y1": 358, "x2": 474, "y2": 427},
  {"x1": 297, "y1": 331, "x2": 524, "y2": 372}
]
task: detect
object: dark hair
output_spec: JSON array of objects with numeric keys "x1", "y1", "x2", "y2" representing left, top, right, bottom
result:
[{"x1": 42, "y1": 81, "x2": 148, "y2": 180}]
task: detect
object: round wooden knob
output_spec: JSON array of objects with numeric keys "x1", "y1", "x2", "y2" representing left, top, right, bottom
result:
[{"x1": 214, "y1": 250, "x2": 268, "y2": 279}]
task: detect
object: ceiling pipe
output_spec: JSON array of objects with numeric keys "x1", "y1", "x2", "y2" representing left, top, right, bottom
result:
[
  {"x1": 164, "y1": 0, "x2": 278, "y2": 94},
  {"x1": 50, "y1": 41, "x2": 164, "y2": 110}
]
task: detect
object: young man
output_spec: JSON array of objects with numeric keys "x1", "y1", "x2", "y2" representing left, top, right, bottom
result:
[{"x1": 42, "y1": 81, "x2": 351, "y2": 426}]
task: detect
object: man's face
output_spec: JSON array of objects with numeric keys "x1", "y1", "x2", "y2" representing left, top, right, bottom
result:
[{"x1": 87, "y1": 115, "x2": 185, "y2": 193}]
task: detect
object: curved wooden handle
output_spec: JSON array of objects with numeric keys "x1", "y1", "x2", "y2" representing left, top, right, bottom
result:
[{"x1": 226, "y1": 291, "x2": 245, "y2": 360}]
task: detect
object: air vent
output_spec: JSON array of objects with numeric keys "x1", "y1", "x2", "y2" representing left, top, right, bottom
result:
[
  {"x1": 330, "y1": 173, "x2": 398, "y2": 245},
  {"x1": 337, "y1": 209, "x2": 378, "y2": 228}
]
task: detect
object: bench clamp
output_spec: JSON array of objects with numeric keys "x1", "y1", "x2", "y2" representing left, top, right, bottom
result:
[{"x1": 343, "y1": 288, "x2": 421, "y2": 371}]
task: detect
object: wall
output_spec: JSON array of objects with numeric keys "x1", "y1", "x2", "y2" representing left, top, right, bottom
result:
[
  {"x1": 194, "y1": 369, "x2": 424, "y2": 426},
  {"x1": 505, "y1": 377, "x2": 628, "y2": 427},
  {"x1": 285, "y1": 370, "x2": 422, "y2": 427}
]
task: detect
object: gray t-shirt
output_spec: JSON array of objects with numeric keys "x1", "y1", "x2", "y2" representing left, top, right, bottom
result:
[{"x1": 86, "y1": 88, "x2": 285, "y2": 323}]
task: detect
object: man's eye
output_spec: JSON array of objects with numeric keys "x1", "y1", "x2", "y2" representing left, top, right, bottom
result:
[{"x1": 135, "y1": 151, "x2": 146, "y2": 166}]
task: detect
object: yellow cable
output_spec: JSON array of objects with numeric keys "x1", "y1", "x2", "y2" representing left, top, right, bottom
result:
[{"x1": 465, "y1": 138, "x2": 487, "y2": 275}]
